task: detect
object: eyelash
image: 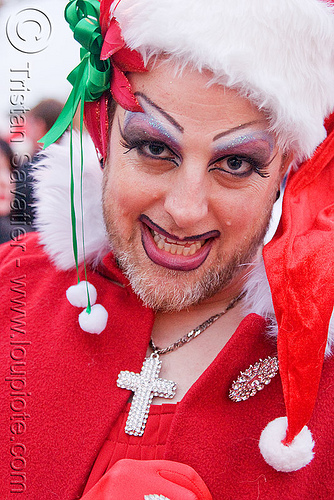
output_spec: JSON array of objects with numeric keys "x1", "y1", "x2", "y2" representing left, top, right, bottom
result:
[
  {"x1": 120, "y1": 127, "x2": 272, "y2": 179},
  {"x1": 208, "y1": 155, "x2": 271, "y2": 178},
  {"x1": 120, "y1": 137, "x2": 180, "y2": 166}
]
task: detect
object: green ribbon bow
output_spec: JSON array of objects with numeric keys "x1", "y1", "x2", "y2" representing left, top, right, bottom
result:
[{"x1": 39, "y1": 0, "x2": 111, "y2": 149}]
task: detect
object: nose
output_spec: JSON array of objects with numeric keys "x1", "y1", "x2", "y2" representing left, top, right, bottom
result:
[{"x1": 164, "y1": 162, "x2": 209, "y2": 229}]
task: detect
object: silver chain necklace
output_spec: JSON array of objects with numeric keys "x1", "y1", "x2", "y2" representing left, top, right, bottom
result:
[
  {"x1": 117, "y1": 291, "x2": 245, "y2": 436},
  {"x1": 149, "y1": 291, "x2": 246, "y2": 355}
]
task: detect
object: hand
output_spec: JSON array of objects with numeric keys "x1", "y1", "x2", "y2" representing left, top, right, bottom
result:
[{"x1": 81, "y1": 459, "x2": 212, "y2": 500}]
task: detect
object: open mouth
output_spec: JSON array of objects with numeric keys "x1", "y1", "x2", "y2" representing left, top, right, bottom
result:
[
  {"x1": 139, "y1": 214, "x2": 220, "y2": 271},
  {"x1": 152, "y1": 231, "x2": 205, "y2": 256}
]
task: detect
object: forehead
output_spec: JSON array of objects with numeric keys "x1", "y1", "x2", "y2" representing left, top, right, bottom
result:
[{"x1": 125, "y1": 61, "x2": 268, "y2": 134}]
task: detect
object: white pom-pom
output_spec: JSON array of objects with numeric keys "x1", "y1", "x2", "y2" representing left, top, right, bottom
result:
[
  {"x1": 259, "y1": 417, "x2": 314, "y2": 472},
  {"x1": 78, "y1": 304, "x2": 108, "y2": 334},
  {"x1": 66, "y1": 281, "x2": 97, "y2": 308}
]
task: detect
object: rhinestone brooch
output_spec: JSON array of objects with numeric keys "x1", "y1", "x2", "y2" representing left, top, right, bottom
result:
[{"x1": 229, "y1": 356, "x2": 279, "y2": 402}]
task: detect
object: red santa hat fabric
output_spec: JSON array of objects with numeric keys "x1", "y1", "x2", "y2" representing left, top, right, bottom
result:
[{"x1": 260, "y1": 113, "x2": 334, "y2": 471}]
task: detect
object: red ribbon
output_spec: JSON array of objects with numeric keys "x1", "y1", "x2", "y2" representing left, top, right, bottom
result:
[
  {"x1": 101, "y1": 17, "x2": 146, "y2": 112},
  {"x1": 84, "y1": 0, "x2": 147, "y2": 157}
]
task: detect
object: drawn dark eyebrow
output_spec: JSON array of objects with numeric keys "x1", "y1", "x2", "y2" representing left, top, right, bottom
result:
[
  {"x1": 134, "y1": 92, "x2": 184, "y2": 133},
  {"x1": 213, "y1": 120, "x2": 265, "y2": 142}
]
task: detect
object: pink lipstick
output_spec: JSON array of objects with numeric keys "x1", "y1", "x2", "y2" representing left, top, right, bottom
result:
[{"x1": 140, "y1": 215, "x2": 220, "y2": 271}]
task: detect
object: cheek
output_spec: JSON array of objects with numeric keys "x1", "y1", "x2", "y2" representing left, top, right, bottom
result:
[
  {"x1": 104, "y1": 159, "x2": 161, "y2": 222},
  {"x1": 212, "y1": 180, "x2": 276, "y2": 235}
]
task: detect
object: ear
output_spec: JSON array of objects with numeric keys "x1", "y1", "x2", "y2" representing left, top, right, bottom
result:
[{"x1": 280, "y1": 151, "x2": 294, "y2": 179}]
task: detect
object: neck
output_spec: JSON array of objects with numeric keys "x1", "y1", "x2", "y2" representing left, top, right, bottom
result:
[
  {"x1": 149, "y1": 285, "x2": 247, "y2": 404},
  {"x1": 151, "y1": 283, "x2": 246, "y2": 351}
]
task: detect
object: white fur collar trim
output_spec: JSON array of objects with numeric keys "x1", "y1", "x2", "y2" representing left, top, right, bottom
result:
[
  {"x1": 33, "y1": 133, "x2": 110, "y2": 270},
  {"x1": 33, "y1": 133, "x2": 334, "y2": 355}
]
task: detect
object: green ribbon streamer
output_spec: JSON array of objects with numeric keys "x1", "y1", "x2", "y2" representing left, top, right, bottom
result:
[
  {"x1": 79, "y1": 84, "x2": 92, "y2": 314},
  {"x1": 39, "y1": 0, "x2": 111, "y2": 149},
  {"x1": 38, "y1": 0, "x2": 109, "y2": 316},
  {"x1": 69, "y1": 119, "x2": 80, "y2": 284}
]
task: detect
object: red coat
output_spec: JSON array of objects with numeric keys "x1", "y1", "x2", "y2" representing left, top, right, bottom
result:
[{"x1": 0, "y1": 233, "x2": 333, "y2": 499}]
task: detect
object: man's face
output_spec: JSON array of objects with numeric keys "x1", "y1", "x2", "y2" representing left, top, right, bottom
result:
[{"x1": 103, "y1": 63, "x2": 288, "y2": 311}]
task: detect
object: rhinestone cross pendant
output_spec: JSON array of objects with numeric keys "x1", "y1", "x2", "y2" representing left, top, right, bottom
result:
[{"x1": 117, "y1": 353, "x2": 177, "y2": 436}]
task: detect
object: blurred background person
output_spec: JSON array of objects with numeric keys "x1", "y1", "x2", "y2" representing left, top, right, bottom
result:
[
  {"x1": 26, "y1": 98, "x2": 64, "y2": 157},
  {"x1": 20, "y1": 98, "x2": 64, "y2": 228},
  {"x1": 0, "y1": 138, "x2": 14, "y2": 244}
]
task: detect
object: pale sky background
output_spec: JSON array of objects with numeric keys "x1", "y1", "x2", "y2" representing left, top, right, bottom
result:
[{"x1": 0, "y1": 0, "x2": 78, "y2": 142}]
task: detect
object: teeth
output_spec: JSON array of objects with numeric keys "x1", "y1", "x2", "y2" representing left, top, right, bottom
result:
[
  {"x1": 189, "y1": 244, "x2": 197, "y2": 255},
  {"x1": 176, "y1": 245, "x2": 184, "y2": 255},
  {"x1": 167, "y1": 236, "x2": 195, "y2": 245},
  {"x1": 152, "y1": 229, "x2": 205, "y2": 256}
]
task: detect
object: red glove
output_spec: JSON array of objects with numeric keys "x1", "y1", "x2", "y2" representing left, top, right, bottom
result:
[{"x1": 81, "y1": 459, "x2": 212, "y2": 500}]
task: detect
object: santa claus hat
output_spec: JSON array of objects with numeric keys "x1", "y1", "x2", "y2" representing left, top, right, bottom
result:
[
  {"x1": 88, "y1": 0, "x2": 334, "y2": 163},
  {"x1": 260, "y1": 115, "x2": 334, "y2": 472},
  {"x1": 39, "y1": 0, "x2": 334, "y2": 473}
]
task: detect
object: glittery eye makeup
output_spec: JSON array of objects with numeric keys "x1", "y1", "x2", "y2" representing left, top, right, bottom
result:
[
  {"x1": 209, "y1": 131, "x2": 276, "y2": 178},
  {"x1": 119, "y1": 117, "x2": 182, "y2": 166},
  {"x1": 122, "y1": 111, "x2": 181, "y2": 153},
  {"x1": 213, "y1": 132, "x2": 275, "y2": 158},
  {"x1": 118, "y1": 93, "x2": 276, "y2": 179},
  {"x1": 119, "y1": 96, "x2": 183, "y2": 165}
]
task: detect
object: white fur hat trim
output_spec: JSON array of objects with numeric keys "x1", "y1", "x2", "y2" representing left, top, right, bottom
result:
[
  {"x1": 66, "y1": 281, "x2": 97, "y2": 308},
  {"x1": 78, "y1": 304, "x2": 108, "y2": 334},
  {"x1": 259, "y1": 417, "x2": 315, "y2": 472},
  {"x1": 113, "y1": 0, "x2": 334, "y2": 161}
]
